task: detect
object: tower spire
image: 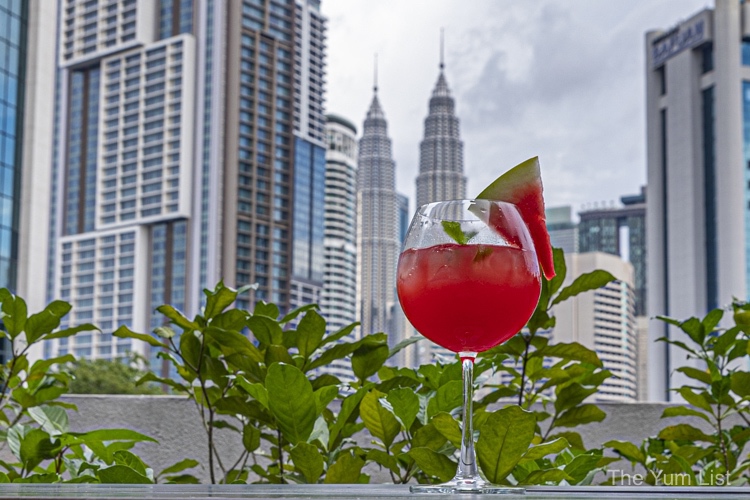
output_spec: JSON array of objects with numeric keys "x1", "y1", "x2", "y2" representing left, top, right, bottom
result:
[
  {"x1": 440, "y1": 28, "x2": 444, "y2": 70},
  {"x1": 374, "y1": 53, "x2": 378, "y2": 93}
]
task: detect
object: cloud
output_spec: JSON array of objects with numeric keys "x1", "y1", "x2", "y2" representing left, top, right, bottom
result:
[{"x1": 322, "y1": 0, "x2": 709, "y2": 213}]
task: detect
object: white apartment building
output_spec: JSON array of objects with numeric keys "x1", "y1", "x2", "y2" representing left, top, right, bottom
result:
[{"x1": 553, "y1": 252, "x2": 638, "y2": 402}]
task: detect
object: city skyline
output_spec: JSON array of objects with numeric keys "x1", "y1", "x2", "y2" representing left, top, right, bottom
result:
[{"x1": 323, "y1": 0, "x2": 708, "y2": 213}]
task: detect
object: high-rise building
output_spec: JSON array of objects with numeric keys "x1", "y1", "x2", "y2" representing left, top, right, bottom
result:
[
  {"x1": 578, "y1": 188, "x2": 647, "y2": 316},
  {"x1": 321, "y1": 114, "x2": 358, "y2": 333},
  {"x1": 319, "y1": 114, "x2": 357, "y2": 382},
  {"x1": 397, "y1": 192, "x2": 409, "y2": 245},
  {"x1": 3, "y1": 1, "x2": 59, "y2": 362},
  {"x1": 545, "y1": 206, "x2": 578, "y2": 255},
  {"x1": 552, "y1": 252, "x2": 638, "y2": 402},
  {"x1": 415, "y1": 47, "x2": 465, "y2": 209},
  {"x1": 645, "y1": 0, "x2": 745, "y2": 400},
  {"x1": 42, "y1": 0, "x2": 327, "y2": 366},
  {"x1": 356, "y1": 83, "x2": 400, "y2": 345}
]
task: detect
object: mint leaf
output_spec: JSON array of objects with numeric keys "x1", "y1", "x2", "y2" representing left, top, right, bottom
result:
[
  {"x1": 474, "y1": 246, "x2": 493, "y2": 262},
  {"x1": 441, "y1": 221, "x2": 477, "y2": 245}
]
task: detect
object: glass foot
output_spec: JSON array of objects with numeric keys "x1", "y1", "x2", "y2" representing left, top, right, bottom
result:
[{"x1": 410, "y1": 476, "x2": 525, "y2": 495}]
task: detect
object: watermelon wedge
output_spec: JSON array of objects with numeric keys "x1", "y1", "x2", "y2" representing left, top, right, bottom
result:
[{"x1": 476, "y1": 156, "x2": 556, "y2": 279}]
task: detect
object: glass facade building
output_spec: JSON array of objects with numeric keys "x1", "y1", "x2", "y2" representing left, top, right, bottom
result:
[
  {"x1": 0, "y1": 0, "x2": 26, "y2": 291},
  {"x1": 578, "y1": 190, "x2": 647, "y2": 316}
]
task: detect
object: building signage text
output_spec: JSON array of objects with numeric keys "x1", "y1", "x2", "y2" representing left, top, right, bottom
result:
[{"x1": 652, "y1": 18, "x2": 707, "y2": 68}]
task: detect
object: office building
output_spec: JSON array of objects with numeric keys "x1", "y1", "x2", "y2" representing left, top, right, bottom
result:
[
  {"x1": 42, "y1": 0, "x2": 327, "y2": 366},
  {"x1": 397, "y1": 192, "x2": 409, "y2": 244},
  {"x1": 356, "y1": 83, "x2": 400, "y2": 345},
  {"x1": 578, "y1": 188, "x2": 647, "y2": 316},
  {"x1": 552, "y1": 252, "x2": 638, "y2": 402},
  {"x1": 546, "y1": 206, "x2": 578, "y2": 255},
  {"x1": 2, "y1": 1, "x2": 59, "y2": 362},
  {"x1": 645, "y1": 0, "x2": 746, "y2": 400}
]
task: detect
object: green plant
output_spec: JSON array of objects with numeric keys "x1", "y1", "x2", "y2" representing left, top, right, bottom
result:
[
  {"x1": 118, "y1": 282, "x2": 417, "y2": 484},
  {"x1": 0, "y1": 289, "x2": 193, "y2": 483},
  {"x1": 606, "y1": 303, "x2": 750, "y2": 486},
  {"x1": 68, "y1": 354, "x2": 163, "y2": 395},
  {"x1": 367, "y1": 247, "x2": 618, "y2": 487}
]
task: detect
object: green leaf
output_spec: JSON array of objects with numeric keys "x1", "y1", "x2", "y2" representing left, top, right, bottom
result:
[
  {"x1": 677, "y1": 387, "x2": 713, "y2": 413},
  {"x1": 551, "y1": 270, "x2": 616, "y2": 306},
  {"x1": 247, "y1": 316, "x2": 282, "y2": 346},
  {"x1": 242, "y1": 425, "x2": 261, "y2": 453},
  {"x1": 549, "y1": 431, "x2": 585, "y2": 451},
  {"x1": 548, "y1": 248, "x2": 567, "y2": 297},
  {"x1": 17, "y1": 428, "x2": 61, "y2": 472},
  {"x1": 323, "y1": 452, "x2": 365, "y2": 484},
  {"x1": 412, "y1": 423, "x2": 448, "y2": 451},
  {"x1": 385, "y1": 388, "x2": 420, "y2": 431},
  {"x1": 366, "y1": 449, "x2": 399, "y2": 475},
  {"x1": 476, "y1": 406, "x2": 536, "y2": 483},
  {"x1": 428, "y1": 379, "x2": 463, "y2": 415},
  {"x1": 290, "y1": 442, "x2": 324, "y2": 483},
  {"x1": 314, "y1": 385, "x2": 339, "y2": 414},
  {"x1": 153, "y1": 326, "x2": 176, "y2": 339},
  {"x1": 360, "y1": 390, "x2": 401, "y2": 449},
  {"x1": 328, "y1": 388, "x2": 367, "y2": 449},
  {"x1": 135, "y1": 373, "x2": 186, "y2": 392},
  {"x1": 535, "y1": 342, "x2": 602, "y2": 367},
  {"x1": 203, "y1": 327, "x2": 263, "y2": 364},
  {"x1": 97, "y1": 465, "x2": 152, "y2": 484},
  {"x1": 661, "y1": 406, "x2": 712, "y2": 424},
  {"x1": 163, "y1": 474, "x2": 200, "y2": 484},
  {"x1": 66, "y1": 429, "x2": 157, "y2": 444},
  {"x1": 554, "y1": 383, "x2": 597, "y2": 414},
  {"x1": 296, "y1": 310, "x2": 327, "y2": 359},
  {"x1": 0, "y1": 291, "x2": 26, "y2": 339},
  {"x1": 321, "y1": 322, "x2": 359, "y2": 346},
  {"x1": 280, "y1": 303, "x2": 317, "y2": 324},
  {"x1": 658, "y1": 424, "x2": 713, "y2": 442},
  {"x1": 520, "y1": 437, "x2": 569, "y2": 462},
  {"x1": 564, "y1": 452, "x2": 602, "y2": 485},
  {"x1": 43, "y1": 323, "x2": 99, "y2": 340},
  {"x1": 203, "y1": 283, "x2": 237, "y2": 319},
  {"x1": 676, "y1": 367, "x2": 712, "y2": 386},
  {"x1": 351, "y1": 339, "x2": 389, "y2": 382},
  {"x1": 113, "y1": 325, "x2": 167, "y2": 349},
  {"x1": 553, "y1": 404, "x2": 606, "y2": 428},
  {"x1": 520, "y1": 468, "x2": 573, "y2": 485},
  {"x1": 253, "y1": 301, "x2": 280, "y2": 319},
  {"x1": 441, "y1": 220, "x2": 476, "y2": 245},
  {"x1": 732, "y1": 371, "x2": 750, "y2": 398},
  {"x1": 265, "y1": 344, "x2": 294, "y2": 366},
  {"x1": 27, "y1": 406, "x2": 69, "y2": 436},
  {"x1": 702, "y1": 309, "x2": 724, "y2": 333},
  {"x1": 158, "y1": 459, "x2": 199, "y2": 477},
  {"x1": 236, "y1": 380, "x2": 269, "y2": 410},
  {"x1": 113, "y1": 450, "x2": 148, "y2": 477},
  {"x1": 431, "y1": 412, "x2": 462, "y2": 448},
  {"x1": 388, "y1": 336, "x2": 423, "y2": 359},
  {"x1": 25, "y1": 301, "x2": 72, "y2": 343},
  {"x1": 408, "y1": 447, "x2": 457, "y2": 482},
  {"x1": 677, "y1": 317, "x2": 704, "y2": 345},
  {"x1": 156, "y1": 305, "x2": 199, "y2": 331},
  {"x1": 265, "y1": 363, "x2": 316, "y2": 446}
]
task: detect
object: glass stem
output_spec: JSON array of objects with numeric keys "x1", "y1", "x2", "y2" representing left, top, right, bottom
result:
[{"x1": 456, "y1": 354, "x2": 478, "y2": 479}]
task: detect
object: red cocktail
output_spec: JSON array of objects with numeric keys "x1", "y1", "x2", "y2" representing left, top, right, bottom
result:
[
  {"x1": 397, "y1": 199, "x2": 542, "y2": 494},
  {"x1": 397, "y1": 243, "x2": 540, "y2": 353}
]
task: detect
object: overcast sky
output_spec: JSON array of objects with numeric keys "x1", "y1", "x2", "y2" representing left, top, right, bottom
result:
[{"x1": 321, "y1": 0, "x2": 711, "y2": 215}]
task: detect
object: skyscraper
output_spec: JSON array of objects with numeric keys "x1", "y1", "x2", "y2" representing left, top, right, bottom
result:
[
  {"x1": 42, "y1": 0, "x2": 327, "y2": 364},
  {"x1": 645, "y1": 0, "x2": 744, "y2": 400},
  {"x1": 578, "y1": 189, "x2": 647, "y2": 316},
  {"x1": 356, "y1": 82, "x2": 400, "y2": 343},
  {"x1": 415, "y1": 40, "x2": 466, "y2": 209},
  {"x1": 3, "y1": 1, "x2": 59, "y2": 362},
  {"x1": 321, "y1": 114, "x2": 358, "y2": 334}
]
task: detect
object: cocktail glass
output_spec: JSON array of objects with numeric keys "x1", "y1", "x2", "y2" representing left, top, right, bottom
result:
[{"x1": 396, "y1": 199, "x2": 542, "y2": 494}]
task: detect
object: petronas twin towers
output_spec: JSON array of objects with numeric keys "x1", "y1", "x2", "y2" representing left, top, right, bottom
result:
[{"x1": 357, "y1": 46, "x2": 465, "y2": 363}]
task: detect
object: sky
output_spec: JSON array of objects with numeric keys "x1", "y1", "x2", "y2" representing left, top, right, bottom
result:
[{"x1": 320, "y1": 0, "x2": 711, "y2": 216}]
